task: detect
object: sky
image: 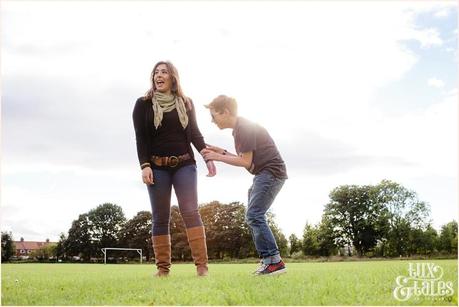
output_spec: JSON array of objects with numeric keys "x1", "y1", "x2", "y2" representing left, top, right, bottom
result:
[{"x1": 1, "y1": 1, "x2": 457, "y2": 242}]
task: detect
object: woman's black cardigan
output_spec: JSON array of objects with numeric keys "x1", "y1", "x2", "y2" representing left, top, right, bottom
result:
[{"x1": 132, "y1": 96, "x2": 206, "y2": 168}]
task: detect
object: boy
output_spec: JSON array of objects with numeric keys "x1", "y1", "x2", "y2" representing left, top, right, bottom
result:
[{"x1": 202, "y1": 95, "x2": 288, "y2": 275}]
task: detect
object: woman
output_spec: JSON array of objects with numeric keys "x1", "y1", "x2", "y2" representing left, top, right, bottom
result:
[{"x1": 132, "y1": 61, "x2": 216, "y2": 277}]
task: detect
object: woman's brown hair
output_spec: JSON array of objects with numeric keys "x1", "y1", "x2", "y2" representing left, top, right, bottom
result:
[{"x1": 144, "y1": 61, "x2": 191, "y2": 109}]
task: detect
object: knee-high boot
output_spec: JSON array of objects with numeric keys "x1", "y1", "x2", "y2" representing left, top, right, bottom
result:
[
  {"x1": 152, "y1": 235, "x2": 171, "y2": 277},
  {"x1": 186, "y1": 226, "x2": 209, "y2": 276}
]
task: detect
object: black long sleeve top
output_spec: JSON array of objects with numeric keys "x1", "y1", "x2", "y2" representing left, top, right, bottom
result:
[{"x1": 132, "y1": 96, "x2": 206, "y2": 169}]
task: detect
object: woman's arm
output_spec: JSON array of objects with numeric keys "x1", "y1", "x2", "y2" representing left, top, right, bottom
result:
[
  {"x1": 132, "y1": 98, "x2": 151, "y2": 169},
  {"x1": 185, "y1": 98, "x2": 216, "y2": 176},
  {"x1": 186, "y1": 98, "x2": 206, "y2": 152}
]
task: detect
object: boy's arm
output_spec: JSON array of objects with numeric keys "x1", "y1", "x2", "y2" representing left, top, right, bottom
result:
[
  {"x1": 205, "y1": 144, "x2": 237, "y2": 157},
  {"x1": 202, "y1": 149, "x2": 253, "y2": 169}
]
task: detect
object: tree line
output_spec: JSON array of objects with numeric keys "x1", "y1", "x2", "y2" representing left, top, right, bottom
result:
[
  {"x1": 60, "y1": 201, "x2": 288, "y2": 262},
  {"x1": 1, "y1": 201, "x2": 288, "y2": 262},
  {"x1": 293, "y1": 180, "x2": 457, "y2": 257},
  {"x1": 2, "y1": 180, "x2": 457, "y2": 262}
]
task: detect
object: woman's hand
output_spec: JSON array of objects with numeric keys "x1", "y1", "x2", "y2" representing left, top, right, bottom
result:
[
  {"x1": 206, "y1": 160, "x2": 217, "y2": 177},
  {"x1": 200, "y1": 148, "x2": 217, "y2": 176},
  {"x1": 142, "y1": 167, "x2": 154, "y2": 185}
]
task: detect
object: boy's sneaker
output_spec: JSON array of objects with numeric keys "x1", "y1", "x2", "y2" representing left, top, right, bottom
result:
[
  {"x1": 253, "y1": 260, "x2": 287, "y2": 276},
  {"x1": 253, "y1": 260, "x2": 267, "y2": 275}
]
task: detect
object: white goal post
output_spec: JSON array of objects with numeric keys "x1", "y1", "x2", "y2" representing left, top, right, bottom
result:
[{"x1": 101, "y1": 248, "x2": 142, "y2": 264}]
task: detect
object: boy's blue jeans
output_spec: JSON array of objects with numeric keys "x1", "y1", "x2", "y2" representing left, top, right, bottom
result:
[{"x1": 246, "y1": 170, "x2": 285, "y2": 265}]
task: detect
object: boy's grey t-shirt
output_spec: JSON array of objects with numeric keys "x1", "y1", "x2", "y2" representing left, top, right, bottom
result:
[{"x1": 232, "y1": 117, "x2": 288, "y2": 179}]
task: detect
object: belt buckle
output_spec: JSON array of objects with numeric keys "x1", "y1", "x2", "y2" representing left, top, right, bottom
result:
[{"x1": 168, "y1": 156, "x2": 179, "y2": 167}]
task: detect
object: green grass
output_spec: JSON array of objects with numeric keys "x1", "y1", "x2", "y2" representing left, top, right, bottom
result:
[{"x1": 1, "y1": 260, "x2": 457, "y2": 305}]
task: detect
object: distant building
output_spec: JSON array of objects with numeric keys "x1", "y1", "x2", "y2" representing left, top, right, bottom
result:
[{"x1": 14, "y1": 237, "x2": 56, "y2": 259}]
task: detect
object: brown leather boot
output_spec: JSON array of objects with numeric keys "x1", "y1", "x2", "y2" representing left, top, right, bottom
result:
[
  {"x1": 186, "y1": 226, "x2": 209, "y2": 276},
  {"x1": 152, "y1": 235, "x2": 171, "y2": 277}
]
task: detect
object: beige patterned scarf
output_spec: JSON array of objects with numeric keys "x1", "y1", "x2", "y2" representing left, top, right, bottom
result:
[{"x1": 152, "y1": 92, "x2": 188, "y2": 129}]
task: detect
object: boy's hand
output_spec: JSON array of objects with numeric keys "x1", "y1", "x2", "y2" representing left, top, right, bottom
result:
[
  {"x1": 201, "y1": 149, "x2": 221, "y2": 162},
  {"x1": 205, "y1": 143, "x2": 225, "y2": 155}
]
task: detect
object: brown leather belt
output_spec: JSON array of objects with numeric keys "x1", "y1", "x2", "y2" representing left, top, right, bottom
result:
[{"x1": 151, "y1": 153, "x2": 192, "y2": 168}]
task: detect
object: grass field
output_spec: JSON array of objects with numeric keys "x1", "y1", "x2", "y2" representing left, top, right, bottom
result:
[{"x1": 1, "y1": 259, "x2": 457, "y2": 305}]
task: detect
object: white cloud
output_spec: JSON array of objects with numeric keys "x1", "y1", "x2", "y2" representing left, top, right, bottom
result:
[
  {"x1": 369, "y1": 90, "x2": 457, "y2": 178},
  {"x1": 407, "y1": 28, "x2": 443, "y2": 48},
  {"x1": 428, "y1": 77, "x2": 446, "y2": 88},
  {"x1": 434, "y1": 8, "x2": 450, "y2": 18}
]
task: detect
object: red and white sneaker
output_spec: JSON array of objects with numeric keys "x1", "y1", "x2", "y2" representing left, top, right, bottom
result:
[{"x1": 253, "y1": 260, "x2": 287, "y2": 276}]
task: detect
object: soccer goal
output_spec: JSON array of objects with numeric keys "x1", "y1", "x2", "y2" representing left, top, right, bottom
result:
[{"x1": 101, "y1": 248, "x2": 143, "y2": 264}]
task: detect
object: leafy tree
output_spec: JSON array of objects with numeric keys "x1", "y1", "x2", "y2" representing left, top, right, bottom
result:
[
  {"x1": 170, "y1": 205, "x2": 190, "y2": 261},
  {"x1": 386, "y1": 218, "x2": 411, "y2": 257},
  {"x1": 302, "y1": 223, "x2": 320, "y2": 256},
  {"x1": 119, "y1": 211, "x2": 153, "y2": 261},
  {"x1": 88, "y1": 203, "x2": 126, "y2": 254},
  {"x1": 289, "y1": 234, "x2": 301, "y2": 255},
  {"x1": 421, "y1": 224, "x2": 439, "y2": 255},
  {"x1": 200, "y1": 201, "x2": 255, "y2": 259},
  {"x1": 438, "y1": 221, "x2": 458, "y2": 254},
  {"x1": 267, "y1": 212, "x2": 288, "y2": 257},
  {"x1": 300, "y1": 219, "x2": 337, "y2": 257},
  {"x1": 323, "y1": 184, "x2": 382, "y2": 255},
  {"x1": 64, "y1": 213, "x2": 93, "y2": 261},
  {"x1": 231, "y1": 202, "x2": 256, "y2": 258},
  {"x1": 374, "y1": 181, "x2": 430, "y2": 257},
  {"x1": 55, "y1": 233, "x2": 67, "y2": 260},
  {"x1": 1, "y1": 232, "x2": 15, "y2": 262},
  {"x1": 323, "y1": 180, "x2": 430, "y2": 257},
  {"x1": 406, "y1": 224, "x2": 438, "y2": 256},
  {"x1": 64, "y1": 203, "x2": 126, "y2": 261},
  {"x1": 200, "y1": 202, "x2": 288, "y2": 259},
  {"x1": 197, "y1": 202, "x2": 221, "y2": 259},
  {"x1": 375, "y1": 180, "x2": 430, "y2": 229},
  {"x1": 316, "y1": 216, "x2": 338, "y2": 256},
  {"x1": 31, "y1": 244, "x2": 57, "y2": 261}
]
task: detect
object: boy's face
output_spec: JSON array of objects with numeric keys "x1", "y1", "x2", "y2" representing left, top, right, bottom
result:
[{"x1": 210, "y1": 109, "x2": 229, "y2": 129}]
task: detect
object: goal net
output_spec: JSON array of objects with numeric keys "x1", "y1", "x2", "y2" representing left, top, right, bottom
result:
[{"x1": 101, "y1": 247, "x2": 143, "y2": 264}]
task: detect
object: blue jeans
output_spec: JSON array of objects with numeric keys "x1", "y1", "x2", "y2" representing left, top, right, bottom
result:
[
  {"x1": 246, "y1": 170, "x2": 285, "y2": 265},
  {"x1": 147, "y1": 164, "x2": 203, "y2": 236}
]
